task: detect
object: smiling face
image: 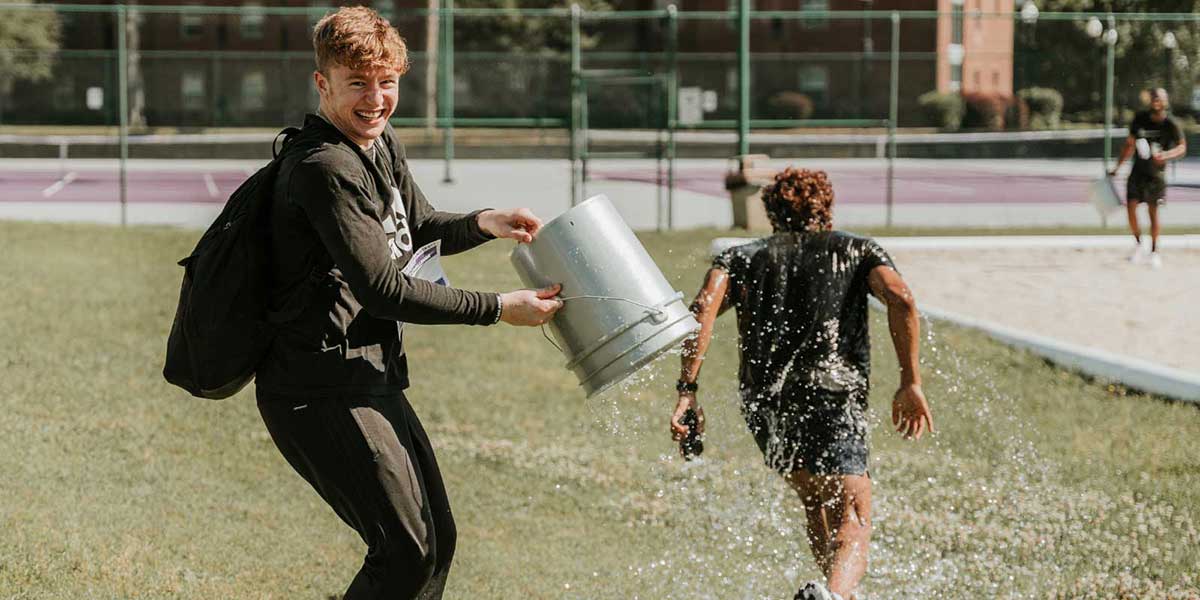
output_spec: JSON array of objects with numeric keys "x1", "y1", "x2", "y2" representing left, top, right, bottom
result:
[
  {"x1": 1149, "y1": 88, "x2": 1169, "y2": 120},
  {"x1": 315, "y1": 63, "x2": 399, "y2": 149}
]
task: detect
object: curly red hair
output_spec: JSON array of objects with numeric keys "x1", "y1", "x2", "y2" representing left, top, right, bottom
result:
[
  {"x1": 761, "y1": 167, "x2": 834, "y2": 233},
  {"x1": 313, "y1": 6, "x2": 409, "y2": 75}
]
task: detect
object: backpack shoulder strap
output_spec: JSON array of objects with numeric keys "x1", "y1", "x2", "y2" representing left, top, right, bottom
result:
[{"x1": 272, "y1": 126, "x2": 304, "y2": 159}]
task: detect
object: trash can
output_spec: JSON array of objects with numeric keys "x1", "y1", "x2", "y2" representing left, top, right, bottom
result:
[{"x1": 724, "y1": 154, "x2": 775, "y2": 230}]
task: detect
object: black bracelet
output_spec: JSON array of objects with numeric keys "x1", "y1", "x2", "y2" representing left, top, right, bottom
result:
[{"x1": 676, "y1": 379, "x2": 698, "y2": 393}]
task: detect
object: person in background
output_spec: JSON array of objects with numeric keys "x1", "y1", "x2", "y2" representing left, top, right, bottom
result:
[
  {"x1": 1110, "y1": 87, "x2": 1187, "y2": 269},
  {"x1": 672, "y1": 168, "x2": 934, "y2": 600}
]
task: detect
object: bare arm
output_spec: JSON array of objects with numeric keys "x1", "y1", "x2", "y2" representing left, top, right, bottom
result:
[
  {"x1": 868, "y1": 265, "x2": 934, "y2": 440},
  {"x1": 1161, "y1": 138, "x2": 1187, "y2": 162},
  {"x1": 670, "y1": 268, "x2": 730, "y2": 441},
  {"x1": 679, "y1": 268, "x2": 729, "y2": 385},
  {"x1": 1111, "y1": 136, "x2": 1136, "y2": 175}
]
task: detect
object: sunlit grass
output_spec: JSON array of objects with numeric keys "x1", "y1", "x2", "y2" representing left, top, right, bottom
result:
[{"x1": 0, "y1": 221, "x2": 1196, "y2": 599}]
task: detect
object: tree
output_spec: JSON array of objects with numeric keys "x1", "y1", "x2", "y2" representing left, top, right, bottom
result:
[
  {"x1": 447, "y1": 0, "x2": 613, "y2": 119},
  {"x1": 453, "y1": 0, "x2": 612, "y2": 54},
  {"x1": 0, "y1": 0, "x2": 61, "y2": 122},
  {"x1": 1016, "y1": 0, "x2": 1200, "y2": 122}
]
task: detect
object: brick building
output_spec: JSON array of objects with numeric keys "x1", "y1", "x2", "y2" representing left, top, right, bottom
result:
[{"x1": 936, "y1": 0, "x2": 1014, "y2": 95}]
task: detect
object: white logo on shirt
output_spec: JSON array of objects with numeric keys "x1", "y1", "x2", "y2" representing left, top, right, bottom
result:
[{"x1": 382, "y1": 185, "x2": 412, "y2": 259}]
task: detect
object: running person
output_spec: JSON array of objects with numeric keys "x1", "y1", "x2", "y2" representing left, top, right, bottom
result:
[
  {"x1": 671, "y1": 168, "x2": 933, "y2": 600},
  {"x1": 1110, "y1": 88, "x2": 1187, "y2": 268}
]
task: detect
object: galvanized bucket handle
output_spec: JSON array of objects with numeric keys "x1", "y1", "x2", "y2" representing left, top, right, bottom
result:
[{"x1": 539, "y1": 295, "x2": 668, "y2": 354}]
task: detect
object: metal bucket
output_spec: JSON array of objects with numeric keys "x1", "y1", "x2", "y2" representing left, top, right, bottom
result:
[{"x1": 511, "y1": 195, "x2": 700, "y2": 397}]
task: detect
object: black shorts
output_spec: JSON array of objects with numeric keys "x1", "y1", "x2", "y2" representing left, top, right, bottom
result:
[
  {"x1": 1127, "y1": 174, "x2": 1166, "y2": 205},
  {"x1": 741, "y1": 387, "x2": 869, "y2": 476}
]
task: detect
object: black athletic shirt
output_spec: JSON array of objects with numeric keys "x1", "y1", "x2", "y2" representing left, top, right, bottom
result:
[
  {"x1": 1130, "y1": 110, "x2": 1183, "y2": 180},
  {"x1": 712, "y1": 231, "x2": 895, "y2": 399}
]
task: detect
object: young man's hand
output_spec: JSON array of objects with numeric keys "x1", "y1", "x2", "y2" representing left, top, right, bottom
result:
[
  {"x1": 477, "y1": 208, "x2": 543, "y2": 243},
  {"x1": 892, "y1": 383, "x2": 933, "y2": 440},
  {"x1": 499, "y1": 284, "x2": 562, "y2": 326},
  {"x1": 670, "y1": 393, "x2": 705, "y2": 442}
]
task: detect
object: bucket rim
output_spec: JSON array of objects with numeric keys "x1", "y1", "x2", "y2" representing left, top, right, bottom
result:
[
  {"x1": 582, "y1": 315, "x2": 700, "y2": 398},
  {"x1": 538, "y1": 194, "x2": 610, "y2": 234}
]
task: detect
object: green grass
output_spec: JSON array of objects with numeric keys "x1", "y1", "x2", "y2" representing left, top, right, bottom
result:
[{"x1": 1, "y1": 221, "x2": 1197, "y2": 599}]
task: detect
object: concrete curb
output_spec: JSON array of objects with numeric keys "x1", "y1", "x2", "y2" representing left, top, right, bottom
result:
[
  {"x1": 872, "y1": 234, "x2": 1200, "y2": 250},
  {"x1": 917, "y1": 305, "x2": 1200, "y2": 404}
]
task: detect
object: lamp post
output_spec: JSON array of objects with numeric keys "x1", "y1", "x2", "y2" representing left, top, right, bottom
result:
[
  {"x1": 1163, "y1": 31, "x2": 1177, "y2": 98},
  {"x1": 1087, "y1": 15, "x2": 1117, "y2": 170},
  {"x1": 1019, "y1": 0, "x2": 1038, "y2": 25},
  {"x1": 1019, "y1": 1, "x2": 1039, "y2": 93}
]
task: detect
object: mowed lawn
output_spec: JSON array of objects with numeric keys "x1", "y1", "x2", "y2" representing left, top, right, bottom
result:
[{"x1": 1, "y1": 221, "x2": 1197, "y2": 600}]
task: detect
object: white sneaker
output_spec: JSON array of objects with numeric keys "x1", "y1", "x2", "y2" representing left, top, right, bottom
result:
[
  {"x1": 1149, "y1": 252, "x2": 1163, "y2": 269},
  {"x1": 1129, "y1": 244, "x2": 1148, "y2": 264}
]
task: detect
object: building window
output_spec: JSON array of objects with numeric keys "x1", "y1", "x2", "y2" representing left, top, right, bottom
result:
[
  {"x1": 180, "y1": 10, "x2": 203, "y2": 39},
  {"x1": 951, "y1": 0, "x2": 964, "y2": 45},
  {"x1": 240, "y1": 3, "x2": 265, "y2": 39},
  {"x1": 992, "y1": 71, "x2": 1000, "y2": 88},
  {"x1": 242, "y1": 71, "x2": 267, "y2": 111},
  {"x1": 181, "y1": 72, "x2": 206, "y2": 111},
  {"x1": 798, "y1": 65, "x2": 828, "y2": 105},
  {"x1": 950, "y1": 64, "x2": 963, "y2": 92},
  {"x1": 801, "y1": 0, "x2": 829, "y2": 31}
]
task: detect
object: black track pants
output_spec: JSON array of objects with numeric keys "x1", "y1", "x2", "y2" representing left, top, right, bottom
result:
[{"x1": 257, "y1": 390, "x2": 456, "y2": 600}]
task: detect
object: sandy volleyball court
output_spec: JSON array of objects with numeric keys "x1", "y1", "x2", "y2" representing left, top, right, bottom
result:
[{"x1": 890, "y1": 245, "x2": 1199, "y2": 374}]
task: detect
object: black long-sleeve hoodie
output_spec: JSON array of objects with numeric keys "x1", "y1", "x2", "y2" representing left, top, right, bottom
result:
[{"x1": 255, "y1": 114, "x2": 499, "y2": 397}]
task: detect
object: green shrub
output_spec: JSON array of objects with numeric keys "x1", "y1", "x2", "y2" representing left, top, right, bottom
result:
[
  {"x1": 765, "y1": 91, "x2": 815, "y2": 120},
  {"x1": 917, "y1": 91, "x2": 965, "y2": 130},
  {"x1": 1018, "y1": 87, "x2": 1064, "y2": 130}
]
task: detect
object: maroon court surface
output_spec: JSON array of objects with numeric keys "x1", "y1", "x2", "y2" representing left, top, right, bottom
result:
[{"x1": 3, "y1": 163, "x2": 1199, "y2": 205}]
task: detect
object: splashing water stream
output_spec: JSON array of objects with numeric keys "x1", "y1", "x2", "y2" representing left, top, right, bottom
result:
[{"x1": 566, "y1": 314, "x2": 1199, "y2": 599}]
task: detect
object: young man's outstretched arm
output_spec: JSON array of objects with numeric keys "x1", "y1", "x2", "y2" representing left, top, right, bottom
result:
[
  {"x1": 671, "y1": 268, "x2": 730, "y2": 443},
  {"x1": 868, "y1": 265, "x2": 934, "y2": 440}
]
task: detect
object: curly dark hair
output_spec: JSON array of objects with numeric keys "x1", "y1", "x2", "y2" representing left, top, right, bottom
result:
[{"x1": 760, "y1": 167, "x2": 834, "y2": 233}]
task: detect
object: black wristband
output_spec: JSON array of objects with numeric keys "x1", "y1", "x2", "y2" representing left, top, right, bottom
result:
[{"x1": 676, "y1": 379, "x2": 698, "y2": 393}]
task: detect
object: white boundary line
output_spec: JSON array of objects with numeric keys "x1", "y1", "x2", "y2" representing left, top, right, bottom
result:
[
  {"x1": 202, "y1": 173, "x2": 220, "y2": 198},
  {"x1": 40, "y1": 171, "x2": 77, "y2": 198}
]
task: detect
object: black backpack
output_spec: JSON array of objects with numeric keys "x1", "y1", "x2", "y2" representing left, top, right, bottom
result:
[{"x1": 162, "y1": 126, "x2": 322, "y2": 399}]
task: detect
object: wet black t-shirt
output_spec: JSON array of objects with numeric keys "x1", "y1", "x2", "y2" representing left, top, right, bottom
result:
[
  {"x1": 1130, "y1": 110, "x2": 1183, "y2": 180},
  {"x1": 712, "y1": 231, "x2": 895, "y2": 399}
]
